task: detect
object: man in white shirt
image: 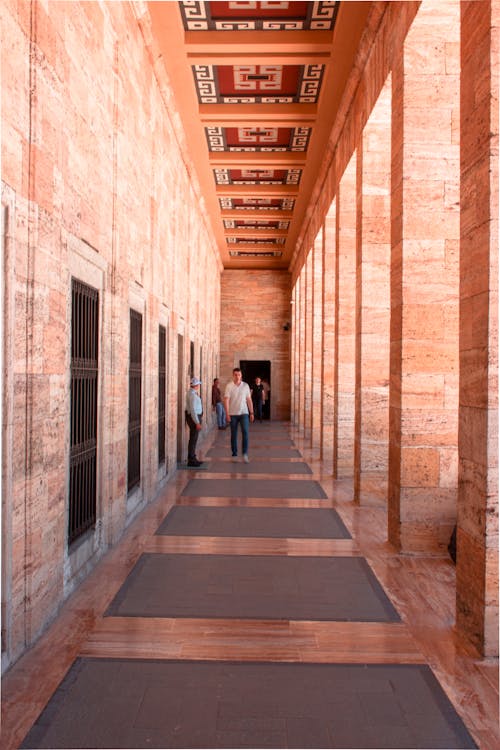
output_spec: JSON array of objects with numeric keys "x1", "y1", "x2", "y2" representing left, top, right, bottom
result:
[{"x1": 223, "y1": 368, "x2": 254, "y2": 462}]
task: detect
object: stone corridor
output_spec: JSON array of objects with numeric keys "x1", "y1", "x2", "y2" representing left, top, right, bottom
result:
[{"x1": 2, "y1": 423, "x2": 496, "y2": 748}]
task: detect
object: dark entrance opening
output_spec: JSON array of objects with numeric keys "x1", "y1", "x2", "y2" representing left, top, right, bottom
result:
[{"x1": 240, "y1": 360, "x2": 271, "y2": 419}]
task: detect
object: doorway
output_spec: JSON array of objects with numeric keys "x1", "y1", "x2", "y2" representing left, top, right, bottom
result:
[{"x1": 240, "y1": 360, "x2": 271, "y2": 419}]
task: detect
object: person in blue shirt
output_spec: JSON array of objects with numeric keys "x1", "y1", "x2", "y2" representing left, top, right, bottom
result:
[{"x1": 186, "y1": 377, "x2": 204, "y2": 467}]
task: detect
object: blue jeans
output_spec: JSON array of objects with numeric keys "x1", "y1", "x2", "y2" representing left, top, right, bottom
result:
[
  {"x1": 215, "y1": 401, "x2": 226, "y2": 428},
  {"x1": 252, "y1": 398, "x2": 263, "y2": 421},
  {"x1": 230, "y1": 414, "x2": 249, "y2": 456}
]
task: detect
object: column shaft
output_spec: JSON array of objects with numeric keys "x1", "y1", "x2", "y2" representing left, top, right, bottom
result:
[
  {"x1": 389, "y1": 1, "x2": 460, "y2": 552},
  {"x1": 458, "y1": 0, "x2": 499, "y2": 655}
]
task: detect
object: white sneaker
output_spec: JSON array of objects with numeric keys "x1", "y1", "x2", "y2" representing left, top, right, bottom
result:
[{"x1": 243, "y1": 454, "x2": 249, "y2": 463}]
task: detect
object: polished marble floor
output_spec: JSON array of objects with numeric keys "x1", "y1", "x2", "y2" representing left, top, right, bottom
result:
[{"x1": 2, "y1": 422, "x2": 498, "y2": 749}]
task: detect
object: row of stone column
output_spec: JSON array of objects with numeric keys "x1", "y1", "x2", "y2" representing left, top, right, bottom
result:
[{"x1": 291, "y1": 0, "x2": 498, "y2": 656}]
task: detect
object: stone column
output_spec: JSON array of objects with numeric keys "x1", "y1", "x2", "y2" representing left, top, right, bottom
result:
[
  {"x1": 304, "y1": 250, "x2": 313, "y2": 440},
  {"x1": 337, "y1": 153, "x2": 357, "y2": 476},
  {"x1": 298, "y1": 264, "x2": 306, "y2": 433},
  {"x1": 294, "y1": 279, "x2": 301, "y2": 426},
  {"x1": 354, "y1": 80, "x2": 391, "y2": 504},
  {"x1": 321, "y1": 204, "x2": 337, "y2": 466},
  {"x1": 458, "y1": 0, "x2": 499, "y2": 656},
  {"x1": 290, "y1": 281, "x2": 297, "y2": 426},
  {"x1": 311, "y1": 228, "x2": 324, "y2": 450},
  {"x1": 389, "y1": 0, "x2": 460, "y2": 552}
]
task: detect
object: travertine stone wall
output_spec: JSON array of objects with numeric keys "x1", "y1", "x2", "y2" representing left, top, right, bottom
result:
[
  {"x1": 292, "y1": 278, "x2": 298, "y2": 425},
  {"x1": 458, "y1": 0, "x2": 499, "y2": 657},
  {"x1": 219, "y1": 270, "x2": 291, "y2": 420},
  {"x1": 321, "y1": 204, "x2": 337, "y2": 466},
  {"x1": 304, "y1": 251, "x2": 313, "y2": 439},
  {"x1": 337, "y1": 153, "x2": 357, "y2": 477},
  {"x1": 1, "y1": 1, "x2": 221, "y2": 669},
  {"x1": 311, "y1": 228, "x2": 324, "y2": 450},
  {"x1": 354, "y1": 80, "x2": 391, "y2": 505},
  {"x1": 298, "y1": 266, "x2": 306, "y2": 429},
  {"x1": 389, "y1": 1, "x2": 460, "y2": 552}
]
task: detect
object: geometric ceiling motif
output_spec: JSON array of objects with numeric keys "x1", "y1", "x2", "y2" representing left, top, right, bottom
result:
[
  {"x1": 180, "y1": 1, "x2": 339, "y2": 31},
  {"x1": 229, "y1": 250, "x2": 283, "y2": 258},
  {"x1": 227, "y1": 236, "x2": 286, "y2": 245},
  {"x1": 214, "y1": 168, "x2": 301, "y2": 185},
  {"x1": 219, "y1": 197, "x2": 295, "y2": 211},
  {"x1": 143, "y1": 1, "x2": 374, "y2": 267},
  {"x1": 147, "y1": 0, "x2": 370, "y2": 266},
  {"x1": 206, "y1": 126, "x2": 311, "y2": 152},
  {"x1": 223, "y1": 219, "x2": 290, "y2": 229},
  {"x1": 193, "y1": 64, "x2": 324, "y2": 104}
]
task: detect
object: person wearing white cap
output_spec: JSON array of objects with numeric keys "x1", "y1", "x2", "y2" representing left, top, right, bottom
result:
[{"x1": 185, "y1": 376, "x2": 204, "y2": 467}]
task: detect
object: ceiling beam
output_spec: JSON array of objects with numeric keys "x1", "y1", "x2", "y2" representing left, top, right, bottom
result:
[
  {"x1": 221, "y1": 209, "x2": 294, "y2": 220},
  {"x1": 187, "y1": 51, "x2": 331, "y2": 65},
  {"x1": 209, "y1": 152, "x2": 307, "y2": 167},
  {"x1": 199, "y1": 104, "x2": 317, "y2": 124},
  {"x1": 225, "y1": 229, "x2": 288, "y2": 238},
  {"x1": 216, "y1": 184, "x2": 299, "y2": 197},
  {"x1": 184, "y1": 30, "x2": 334, "y2": 52},
  {"x1": 227, "y1": 243, "x2": 286, "y2": 251}
]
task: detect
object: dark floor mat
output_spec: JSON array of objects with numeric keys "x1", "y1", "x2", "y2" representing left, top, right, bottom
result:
[
  {"x1": 155, "y1": 506, "x2": 351, "y2": 539},
  {"x1": 21, "y1": 658, "x2": 477, "y2": 749},
  {"x1": 105, "y1": 554, "x2": 399, "y2": 622},
  {"x1": 206, "y1": 460, "x2": 312, "y2": 475},
  {"x1": 181, "y1": 478, "x2": 327, "y2": 498},
  {"x1": 207, "y1": 445, "x2": 302, "y2": 458}
]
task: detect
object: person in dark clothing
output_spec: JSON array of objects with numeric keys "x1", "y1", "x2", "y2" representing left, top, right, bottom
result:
[
  {"x1": 251, "y1": 376, "x2": 265, "y2": 422},
  {"x1": 261, "y1": 378, "x2": 270, "y2": 419},
  {"x1": 212, "y1": 377, "x2": 226, "y2": 429}
]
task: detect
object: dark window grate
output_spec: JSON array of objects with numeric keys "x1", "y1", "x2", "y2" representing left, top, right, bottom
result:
[
  {"x1": 158, "y1": 325, "x2": 166, "y2": 465},
  {"x1": 69, "y1": 279, "x2": 98, "y2": 545},
  {"x1": 128, "y1": 309, "x2": 142, "y2": 492}
]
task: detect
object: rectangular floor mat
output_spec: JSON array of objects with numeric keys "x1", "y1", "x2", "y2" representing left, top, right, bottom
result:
[
  {"x1": 105, "y1": 554, "x2": 399, "y2": 622},
  {"x1": 205, "y1": 460, "x2": 312, "y2": 475},
  {"x1": 155, "y1": 506, "x2": 351, "y2": 539},
  {"x1": 207, "y1": 446, "x2": 302, "y2": 458},
  {"x1": 181, "y1": 478, "x2": 327, "y2": 498},
  {"x1": 21, "y1": 658, "x2": 477, "y2": 749}
]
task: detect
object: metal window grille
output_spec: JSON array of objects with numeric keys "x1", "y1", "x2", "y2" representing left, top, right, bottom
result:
[
  {"x1": 69, "y1": 279, "x2": 98, "y2": 545},
  {"x1": 158, "y1": 325, "x2": 166, "y2": 465},
  {"x1": 128, "y1": 309, "x2": 142, "y2": 492}
]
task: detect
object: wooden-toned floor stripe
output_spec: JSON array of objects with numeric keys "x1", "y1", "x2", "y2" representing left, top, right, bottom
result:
[
  {"x1": 81, "y1": 617, "x2": 424, "y2": 664},
  {"x1": 145, "y1": 536, "x2": 359, "y2": 556},
  {"x1": 177, "y1": 496, "x2": 330, "y2": 507}
]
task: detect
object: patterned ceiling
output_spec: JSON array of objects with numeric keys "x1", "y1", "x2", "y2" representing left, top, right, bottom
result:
[
  {"x1": 147, "y1": 0, "x2": 368, "y2": 269},
  {"x1": 179, "y1": 2, "x2": 339, "y2": 31},
  {"x1": 192, "y1": 63, "x2": 324, "y2": 103}
]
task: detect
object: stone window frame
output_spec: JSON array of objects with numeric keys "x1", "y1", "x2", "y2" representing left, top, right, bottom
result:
[
  {"x1": 158, "y1": 303, "x2": 170, "y2": 483},
  {"x1": 126, "y1": 283, "x2": 147, "y2": 522},
  {"x1": 65, "y1": 234, "x2": 107, "y2": 590}
]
